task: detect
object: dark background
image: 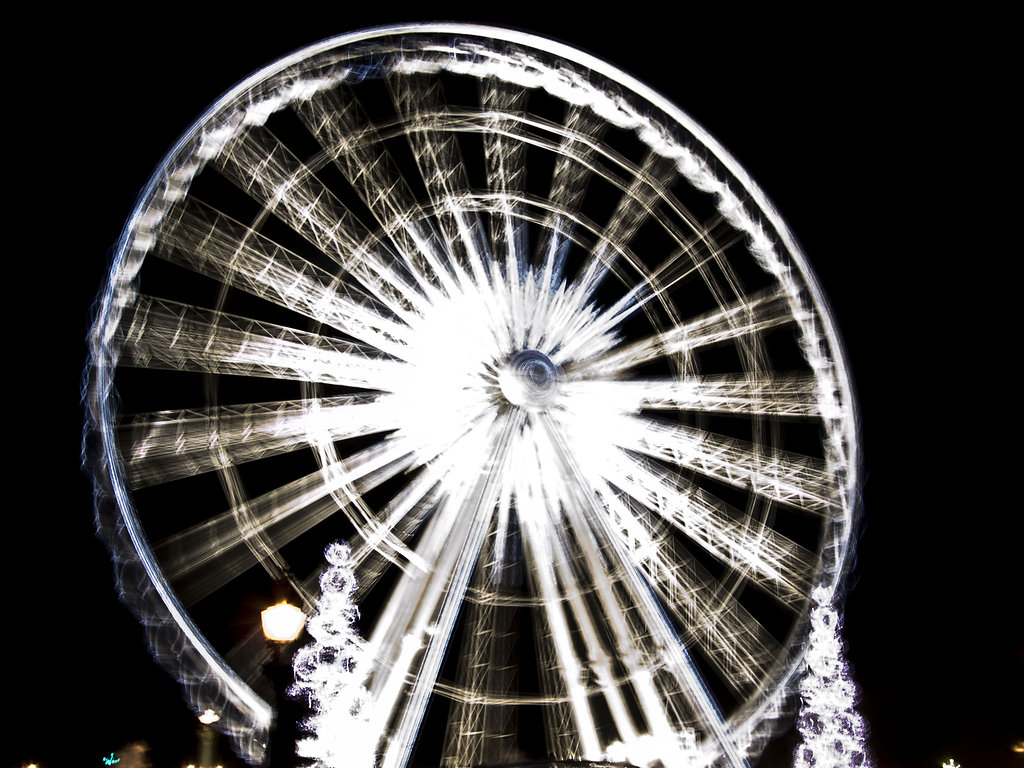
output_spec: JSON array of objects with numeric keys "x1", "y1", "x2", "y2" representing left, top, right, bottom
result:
[{"x1": 8, "y1": 7, "x2": 1018, "y2": 768}]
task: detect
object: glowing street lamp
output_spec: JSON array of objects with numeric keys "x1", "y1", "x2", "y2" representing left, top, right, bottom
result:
[
  {"x1": 198, "y1": 709, "x2": 220, "y2": 726},
  {"x1": 195, "y1": 709, "x2": 222, "y2": 768},
  {"x1": 261, "y1": 601, "x2": 307, "y2": 643},
  {"x1": 262, "y1": 597, "x2": 307, "y2": 768}
]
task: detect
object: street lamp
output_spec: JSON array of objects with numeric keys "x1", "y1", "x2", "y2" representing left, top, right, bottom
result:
[
  {"x1": 262, "y1": 596, "x2": 307, "y2": 768},
  {"x1": 261, "y1": 602, "x2": 307, "y2": 644},
  {"x1": 196, "y1": 709, "x2": 221, "y2": 768}
]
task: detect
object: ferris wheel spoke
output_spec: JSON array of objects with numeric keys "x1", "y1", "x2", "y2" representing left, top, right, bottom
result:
[
  {"x1": 636, "y1": 529, "x2": 781, "y2": 694},
  {"x1": 526, "y1": 421, "x2": 691, "y2": 752},
  {"x1": 291, "y1": 87, "x2": 461, "y2": 304},
  {"x1": 616, "y1": 418, "x2": 831, "y2": 514},
  {"x1": 119, "y1": 394, "x2": 390, "y2": 488},
  {"x1": 389, "y1": 75, "x2": 493, "y2": 293},
  {"x1": 514, "y1": 486, "x2": 603, "y2": 758},
  {"x1": 603, "y1": 450, "x2": 814, "y2": 607},
  {"x1": 526, "y1": 105, "x2": 608, "y2": 294},
  {"x1": 481, "y1": 83, "x2": 532, "y2": 318},
  {"x1": 347, "y1": 433, "x2": 509, "y2": 602},
  {"x1": 567, "y1": 286, "x2": 794, "y2": 377},
  {"x1": 118, "y1": 295, "x2": 403, "y2": 388},
  {"x1": 157, "y1": 199, "x2": 413, "y2": 354},
  {"x1": 482, "y1": 80, "x2": 530, "y2": 198},
  {"x1": 343, "y1": 403, "x2": 522, "y2": 598},
  {"x1": 154, "y1": 439, "x2": 416, "y2": 605},
  {"x1": 215, "y1": 125, "x2": 381, "y2": 266},
  {"x1": 561, "y1": 374, "x2": 822, "y2": 418},
  {"x1": 440, "y1": 518, "x2": 521, "y2": 767},
  {"x1": 573, "y1": 152, "x2": 681, "y2": 307},
  {"x1": 546, "y1": 105, "x2": 607, "y2": 226},
  {"x1": 539, "y1": 441, "x2": 780, "y2": 693},
  {"x1": 563, "y1": 220, "x2": 743, "y2": 357},
  {"x1": 363, "y1": 416, "x2": 514, "y2": 768},
  {"x1": 534, "y1": 418, "x2": 746, "y2": 764}
]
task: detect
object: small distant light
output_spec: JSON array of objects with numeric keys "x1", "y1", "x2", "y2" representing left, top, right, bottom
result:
[
  {"x1": 941, "y1": 760, "x2": 960, "y2": 768},
  {"x1": 198, "y1": 708, "x2": 220, "y2": 725},
  {"x1": 261, "y1": 601, "x2": 307, "y2": 642}
]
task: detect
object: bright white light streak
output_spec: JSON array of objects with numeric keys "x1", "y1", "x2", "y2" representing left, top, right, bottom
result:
[
  {"x1": 119, "y1": 296, "x2": 402, "y2": 389},
  {"x1": 619, "y1": 418, "x2": 831, "y2": 513},
  {"x1": 536, "y1": 416, "x2": 749, "y2": 768},
  {"x1": 568, "y1": 287, "x2": 795, "y2": 376},
  {"x1": 561, "y1": 374, "x2": 821, "y2": 418},
  {"x1": 158, "y1": 199, "x2": 414, "y2": 355},
  {"x1": 597, "y1": 451, "x2": 814, "y2": 605},
  {"x1": 545, "y1": 442, "x2": 779, "y2": 692},
  {"x1": 155, "y1": 438, "x2": 417, "y2": 602},
  {"x1": 354, "y1": 415, "x2": 511, "y2": 768},
  {"x1": 380, "y1": 417, "x2": 516, "y2": 768},
  {"x1": 121, "y1": 395, "x2": 390, "y2": 488},
  {"x1": 216, "y1": 125, "x2": 377, "y2": 266},
  {"x1": 511, "y1": 429, "x2": 603, "y2": 760}
]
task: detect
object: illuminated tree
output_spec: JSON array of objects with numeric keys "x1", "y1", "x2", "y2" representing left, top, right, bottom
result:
[
  {"x1": 793, "y1": 587, "x2": 870, "y2": 768},
  {"x1": 291, "y1": 543, "x2": 375, "y2": 768}
]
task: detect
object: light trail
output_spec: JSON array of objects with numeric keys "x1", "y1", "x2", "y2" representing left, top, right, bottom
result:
[
  {"x1": 118, "y1": 295, "x2": 402, "y2": 388},
  {"x1": 560, "y1": 373, "x2": 822, "y2": 417},
  {"x1": 120, "y1": 395, "x2": 390, "y2": 488},
  {"x1": 568, "y1": 286, "x2": 796, "y2": 376},
  {"x1": 617, "y1": 417, "x2": 832, "y2": 513},
  {"x1": 154, "y1": 438, "x2": 418, "y2": 605},
  {"x1": 158, "y1": 199, "x2": 413, "y2": 355}
]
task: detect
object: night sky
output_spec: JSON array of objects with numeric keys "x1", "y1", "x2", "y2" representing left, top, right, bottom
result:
[{"x1": 9, "y1": 8, "x2": 1018, "y2": 768}]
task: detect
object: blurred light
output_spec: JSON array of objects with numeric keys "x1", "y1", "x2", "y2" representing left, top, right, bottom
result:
[
  {"x1": 941, "y1": 760, "x2": 960, "y2": 768},
  {"x1": 261, "y1": 601, "x2": 306, "y2": 642},
  {"x1": 1013, "y1": 740, "x2": 1024, "y2": 754},
  {"x1": 198, "y1": 709, "x2": 220, "y2": 725}
]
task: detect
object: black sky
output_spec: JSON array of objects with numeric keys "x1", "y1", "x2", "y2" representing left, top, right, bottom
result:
[{"x1": 8, "y1": 8, "x2": 1019, "y2": 768}]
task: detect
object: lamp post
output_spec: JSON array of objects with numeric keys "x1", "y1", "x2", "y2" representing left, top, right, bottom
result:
[
  {"x1": 262, "y1": 598, "x2": 307, "y2": 768},
  {"x1": 195, "y1": 709, "x2": 221, "y2": 768}
]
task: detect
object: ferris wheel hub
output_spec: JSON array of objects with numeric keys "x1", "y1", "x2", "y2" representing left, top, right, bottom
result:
[{"x1": 498, "y1": 349, "x2": 560, "y2": 407}]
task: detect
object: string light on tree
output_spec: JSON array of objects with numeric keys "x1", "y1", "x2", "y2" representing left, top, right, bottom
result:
[
  {"x1": 291, "y1": 542, "x2": 375, "y2": 768},
  {"x1": 793, "y1": 586, "x2": 871, "y2": 768}
]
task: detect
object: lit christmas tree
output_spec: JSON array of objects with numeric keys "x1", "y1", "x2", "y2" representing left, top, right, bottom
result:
[
  {"x1": 793, "y1": 586, "x2": 871, "y2": 768},
  {"x1": 291, "y1": 542, "x2": 377, "y2": 767}
]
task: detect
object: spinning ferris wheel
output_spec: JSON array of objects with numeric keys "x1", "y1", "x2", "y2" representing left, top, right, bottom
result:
[{"x1": 85, "y1": 24, "x2": 859, "y2": 768}]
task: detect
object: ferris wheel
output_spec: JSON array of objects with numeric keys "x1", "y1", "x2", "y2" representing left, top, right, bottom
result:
[{"x1": 85, "y1": 24, "x2": 860, "y2": 768}]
